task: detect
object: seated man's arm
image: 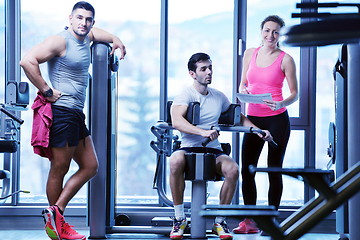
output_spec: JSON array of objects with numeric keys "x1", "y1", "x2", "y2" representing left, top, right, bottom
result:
[{"x1": 171, "y1": 104, "x2": 219, "y2": 141}]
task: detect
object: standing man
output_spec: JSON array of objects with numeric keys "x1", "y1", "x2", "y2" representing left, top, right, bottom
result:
[
  {"x1": 20, "y1": 2, "x2": 126, "y2": 240},
  {"x1": 169, "y1": 53, "x2": 273, "y2": 240}
]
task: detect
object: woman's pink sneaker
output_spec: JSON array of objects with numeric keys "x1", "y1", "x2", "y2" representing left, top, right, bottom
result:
[{"x1": 232, "y1": 218, "x2": 260, "y2": 234}]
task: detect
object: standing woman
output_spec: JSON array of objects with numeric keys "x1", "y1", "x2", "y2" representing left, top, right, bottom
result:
[{"x1": 233, "y1": 15, "x2": 298, "y2": 234}]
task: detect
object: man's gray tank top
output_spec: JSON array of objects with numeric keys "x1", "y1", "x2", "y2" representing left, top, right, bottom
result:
[{"x1": 48, "y1": 30, "x2": 91, "y2": 111}]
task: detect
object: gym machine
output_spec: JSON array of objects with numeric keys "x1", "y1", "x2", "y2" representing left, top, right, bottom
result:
[
  {"x1": 0, "y1": 104, "x2": 29, "y2": 204},
  {"x1": 2, "y1": 0, "x2": 29, "y2": 205},
  {"x1": 88, "y1": 42, "x2": 119, "y2": 239},
  {"x1": 330, "y1": 44, "x2": 349, "y2": 239},
  {"x1": 151, "y1": 101, "x2": 277, "y2": 239},
  {"x1": 285, "y1": 3, "x2": 360, "y2": 239},
  {"x1": 87, "y1": 42, "x2": 181, "y2": 238}
]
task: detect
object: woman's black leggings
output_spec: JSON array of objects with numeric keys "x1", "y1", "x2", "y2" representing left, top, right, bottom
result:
[{"x1": 241, "y1": 111, "x2": 290, "y2": 209}]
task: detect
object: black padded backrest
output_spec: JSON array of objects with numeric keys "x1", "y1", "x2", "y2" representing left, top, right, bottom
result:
[
  {"x1": 219, "y1": 104, "x2": 241, "y2": 125},
  {"x1": 166, "y1": 101, "x2": 200, "y2": 125}
]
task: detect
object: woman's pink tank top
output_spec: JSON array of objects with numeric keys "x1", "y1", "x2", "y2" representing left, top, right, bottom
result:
[{"x1": 246, "y1": 47, "x2": 286, "y2": 117}]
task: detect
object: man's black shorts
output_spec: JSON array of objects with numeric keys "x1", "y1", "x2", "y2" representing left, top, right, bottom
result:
[{"x1": 49, "y1": 105, "x2": 90, "y2": 148}]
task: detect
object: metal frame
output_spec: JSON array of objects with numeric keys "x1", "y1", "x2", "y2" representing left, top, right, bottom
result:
[
  {"x1": 333, "y1": 44, "x2": 349, "y2": 237},
  {"x1": 88, "y1": 42, "x2": 117, "y2": 238},
  {"x1": 231, "y1": 0, "x2": 247, "y2": 205},
  {"x1": 3, "y1": 0, "x2": 21, "y2": 206},
  {"x1": 347, "y1": 42, "x2": 360, "y2": 240},
  {"x1": 159, "y1": 0, "x2": 168, "y2": 122},
  {"x1": 156, "y1": 0, "x2": 169, "y2": 207}
]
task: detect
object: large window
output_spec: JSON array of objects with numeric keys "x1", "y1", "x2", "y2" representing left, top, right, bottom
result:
[
  {"x1": 114, "y1": 0, "x2": 161, "y2": 204},
  {"x1": 18, "y1": 0, "x2": 234, "y2": 206},
  {"x1": 167, "y1": 0, "x2": 234, "y2": 98},
  {"x1": 14, "y1": 0, "x2": 338, "y2": 210},
  {"x1": 18, "y1": 0, "x2": 160, "y2": 204},
  {"x1": 20, "y1": 0, "x2": 94, "y2": 203}
]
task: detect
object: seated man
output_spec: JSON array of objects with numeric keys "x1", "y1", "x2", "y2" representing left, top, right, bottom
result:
[{"x1": 169, "y1": 52, "x2": 273, "y2": 240}]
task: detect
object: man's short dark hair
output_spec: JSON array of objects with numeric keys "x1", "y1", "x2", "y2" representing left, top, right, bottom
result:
[
  {"x1": 188, "y1": 53, "x2": 211, "y2": 72},
  {"x1": 72, "y1": 1, "x2": 95, "y2": 18}
]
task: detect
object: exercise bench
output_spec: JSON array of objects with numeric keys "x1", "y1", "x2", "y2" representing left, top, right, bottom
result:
[{"x1": 200, "y1": 161, "x2": 360, "y2": 240}]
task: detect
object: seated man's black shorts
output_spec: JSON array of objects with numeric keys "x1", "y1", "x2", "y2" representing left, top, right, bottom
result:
[
  {"x1": 176, "y1": 147, "x2": 227, "y2": 158},
  {"x1": 49, "y1": 105, "x2": 90, "y2": 148}
]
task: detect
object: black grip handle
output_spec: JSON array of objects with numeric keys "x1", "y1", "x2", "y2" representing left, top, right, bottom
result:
[
  {"x1": 250, "y1": 127, "x2": 278, "y2": 148},
  {"x1": 201, "y1": 126, "x2": 219, "y2": 147},
  {"x1": 0, "y1": 107, "x2": 24, "y2": 125},
  {"x1": 202, "y1": 137, "x2": 212, "y2": 147}
]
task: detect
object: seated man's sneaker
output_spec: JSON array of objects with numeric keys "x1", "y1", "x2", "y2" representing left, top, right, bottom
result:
[
  {"x1": 212, "y1": 220, "x2": 233, "y2": 240},
  {"x1": 232, "y1": 218, "x2": 260, "y2": 234},
  {"x1": 170, "y1": 217, "x2": 187, "y2": 240}
]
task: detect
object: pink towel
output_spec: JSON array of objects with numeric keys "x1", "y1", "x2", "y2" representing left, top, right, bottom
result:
[{"x1": 31, "y1": 92, "x2": 53, "y2": 160}]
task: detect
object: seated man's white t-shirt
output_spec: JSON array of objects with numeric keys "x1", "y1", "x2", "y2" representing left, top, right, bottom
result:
[{"x1": 172, "y1": 86, "x2": 231, "y2": 150}]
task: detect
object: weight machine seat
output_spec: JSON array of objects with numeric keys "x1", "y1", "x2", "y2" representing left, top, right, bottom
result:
[
  {"x1": 183, "y1": 150, "x2": 225, "y2": 182},
  {"x1": 172, "y1": 142, "x2": 231, "y2": 156},
  {"x1": 167, "y1": 100, "x2": 233, "y2": 181}
]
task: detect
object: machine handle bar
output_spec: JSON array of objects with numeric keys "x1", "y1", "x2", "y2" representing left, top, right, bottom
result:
[
  {"x1": 0, "y1": 106, "x2": 24, "y2": 125},
  {"x1": 201, "y1": 126, "x2": 278, "y2": 148},
  {"x1": 250, "y1": 127, "x2": 278, "y2": 148}
]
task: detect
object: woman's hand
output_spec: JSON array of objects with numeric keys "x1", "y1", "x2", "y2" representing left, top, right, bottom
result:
[
  {"x1": 240, "y1": 88, "x2": 249, "y2": 94},
  {"x1": 263, "y1": 100, "x2": 284, "y2": 111},
  {"x1": 256, "y1": 129, "x2": 273, "y2": 142}
]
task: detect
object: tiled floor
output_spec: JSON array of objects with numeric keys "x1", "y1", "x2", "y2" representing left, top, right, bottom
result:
[{"x1": 0, "y1": 229, "x2": 343, "y2": 240}]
